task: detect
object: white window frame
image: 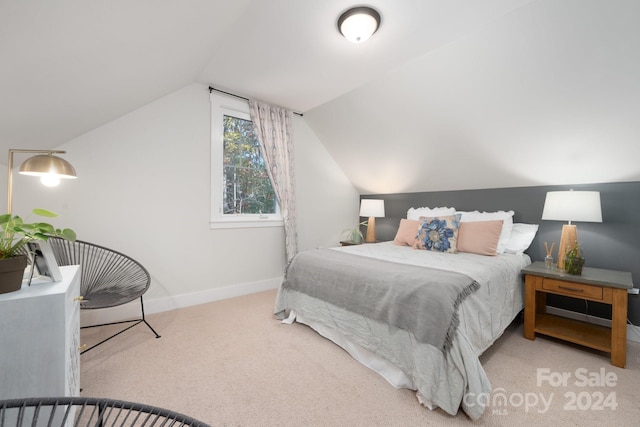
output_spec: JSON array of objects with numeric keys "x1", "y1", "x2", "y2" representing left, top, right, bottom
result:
[{"x1": 210, "y1": 93, "x2": 283, "y2": 229}]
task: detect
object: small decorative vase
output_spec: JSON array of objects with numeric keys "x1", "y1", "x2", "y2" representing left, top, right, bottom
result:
[
  {"x1": 544, "y1": 255, "x2": 554, "y2": 269},
  {"x1": 0, "y1": 255, "x2": 27, "y2": 294}
]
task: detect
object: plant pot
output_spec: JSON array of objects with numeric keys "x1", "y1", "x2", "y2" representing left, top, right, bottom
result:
[
  {"x1": 0, "y1": 255, "x2": 27, "y2": 294},
  {"x1": 564, "y1": 256, "x2": 585, "y2": 275}
]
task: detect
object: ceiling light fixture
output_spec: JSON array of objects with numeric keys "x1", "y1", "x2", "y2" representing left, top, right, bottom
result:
[{"x1": 337, "y1": 6, "x2": 381, "y2": 43}]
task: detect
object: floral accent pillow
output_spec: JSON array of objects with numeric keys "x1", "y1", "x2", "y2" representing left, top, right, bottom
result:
[{"x1": 414, "y1": 214, "x2": 462, "y2": 253}]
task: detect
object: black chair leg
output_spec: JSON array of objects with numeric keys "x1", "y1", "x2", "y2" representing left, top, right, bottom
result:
[
  {"x1": 80, "y1": 296, "x2": 160, "y2": 354},
  {"x1": 139, "y1": 296, "x2": 161, "y2": 338}
]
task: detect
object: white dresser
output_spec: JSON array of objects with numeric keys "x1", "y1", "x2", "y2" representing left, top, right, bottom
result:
[{"x1": 0, "y1": 265, "x2": 81, "y2": 400}]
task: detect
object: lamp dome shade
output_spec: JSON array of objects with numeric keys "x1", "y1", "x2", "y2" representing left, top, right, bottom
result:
[
  {"x1": 18, "y1": 154, "x2": 77, "y2": 179},
  {"x1": 338, "y1": 6, "x2": 381, "y2": 43}
]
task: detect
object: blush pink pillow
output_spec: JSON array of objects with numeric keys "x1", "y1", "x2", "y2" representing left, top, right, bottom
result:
[
  {"x1": 457, "y1": 220, "x2": 504, "y2": 256},
  {"x1": 393, "y1": 219, "x2": 421, "y2": 246}
]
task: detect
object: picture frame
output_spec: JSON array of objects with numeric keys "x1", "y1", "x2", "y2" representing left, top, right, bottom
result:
[{"x1": 27, "y1": 241, "x2": 62, "y2": 282}]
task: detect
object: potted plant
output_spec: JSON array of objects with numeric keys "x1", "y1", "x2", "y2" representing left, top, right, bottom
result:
[
  {"x1": 563, "y1": 241, "x2": 585, "y2": 275},
  {"x1": 0, "y1": 208, "x2": 76, "y2": 294},
  {"x1": 341, "y1": 220, "x2": 367, "y2": 244}
]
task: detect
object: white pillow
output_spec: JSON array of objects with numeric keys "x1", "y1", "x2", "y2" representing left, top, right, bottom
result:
[
  {"x1": 407, "y1": 206, "x2": 456, "y2": 220},
  {"x1": 456, "y1": 210, "x2": 515, "y2": 254},
  {"x1": 505, "y1": 223, "x2": 539, "y2": 255}
]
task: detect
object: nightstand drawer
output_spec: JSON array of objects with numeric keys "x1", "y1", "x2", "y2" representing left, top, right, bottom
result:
[{"x1": 542, "y1": 278, "x2": 603, "y2": 300}]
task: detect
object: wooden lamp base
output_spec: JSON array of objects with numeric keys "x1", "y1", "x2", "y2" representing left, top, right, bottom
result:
[
  {"x1": 557, "y1": 224, "x2": 578, "y2": 269},
  {"x1": 365, "y1": 216, "x2": 377, "y2": 243}
]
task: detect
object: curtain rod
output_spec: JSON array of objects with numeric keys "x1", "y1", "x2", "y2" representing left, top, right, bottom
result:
[{"x1": 209, "y1": 86, "x2": 303, "y2": 117}]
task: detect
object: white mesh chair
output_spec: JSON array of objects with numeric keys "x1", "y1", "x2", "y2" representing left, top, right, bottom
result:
[
  {"x1": 47, "y1": 238, "x2": 160, "y2": 354},
  {"x1": 0, "y1": 397, "x2": 209, "y2": 427}
]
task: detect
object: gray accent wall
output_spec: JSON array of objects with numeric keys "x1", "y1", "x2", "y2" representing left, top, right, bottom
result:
[{"x1": 362, "y1": 181, "x2": 640, "y2": 324}]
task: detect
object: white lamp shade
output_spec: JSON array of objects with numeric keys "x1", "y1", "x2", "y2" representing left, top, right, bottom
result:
[
  {"x1": 359, "y1": 199, "x2": 385, "y2": 218},
  {"x1": 541, "y1": 191, "x2": 602, "y2": 223},
  {"x1": 338, "y1": 7, "x2": 381, "y2": 43}
]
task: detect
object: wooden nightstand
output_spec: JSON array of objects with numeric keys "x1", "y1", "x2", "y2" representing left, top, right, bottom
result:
[{"x1": 522, "y1": 261, "x2": 633, "y2": 368}]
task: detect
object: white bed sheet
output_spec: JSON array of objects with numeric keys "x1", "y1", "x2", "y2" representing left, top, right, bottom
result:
[{"x1": 275, "y1": 242, "x2": 531, "y2": 420}]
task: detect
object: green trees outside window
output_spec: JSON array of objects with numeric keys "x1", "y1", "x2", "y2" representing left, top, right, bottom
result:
[{"x1": 222, "y1": 115, "x2": 276, "y2": 215}]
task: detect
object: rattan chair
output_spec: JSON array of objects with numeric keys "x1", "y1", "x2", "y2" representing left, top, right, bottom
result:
[
  {"x1": 47, "y1": 238, "x2": 160, "y2": 354},
  {"x1": 0, "y1": 397, "x2": 209, "y2": 427}
]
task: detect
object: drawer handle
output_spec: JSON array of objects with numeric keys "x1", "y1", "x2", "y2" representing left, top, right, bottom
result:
[
  {"x1": 78, "y1": 344, "x2": 87, "y2": 351},
  {"x1": 558, "y1": 285, "x2": 584, "y2": 293},
  {"x1": 74, "y1": 296, "x2": 84, "y2": 301}
]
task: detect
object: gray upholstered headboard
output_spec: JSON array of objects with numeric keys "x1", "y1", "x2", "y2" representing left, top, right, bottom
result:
[{"x1": 361, "y1": 181, "x2": 640, "y2": 324}]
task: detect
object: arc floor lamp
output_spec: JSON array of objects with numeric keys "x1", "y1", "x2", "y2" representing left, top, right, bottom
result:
[{"x1": 7, "y1": 149, "x2": 77, "y2": 215}]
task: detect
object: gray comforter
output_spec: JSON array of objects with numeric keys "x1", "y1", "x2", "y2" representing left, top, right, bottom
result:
[{"x1": 279, "y1": 248, "x2": 480, "y2": 353}]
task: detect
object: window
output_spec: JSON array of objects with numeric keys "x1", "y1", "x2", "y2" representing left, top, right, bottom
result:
[{"x1": 210, "y1": 93, "x2": 282, "y2": 228}]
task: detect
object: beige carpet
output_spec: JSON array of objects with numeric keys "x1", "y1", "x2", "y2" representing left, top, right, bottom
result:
[{"x1": 80, "y1": 290, "x2": 640, "y2": 426}]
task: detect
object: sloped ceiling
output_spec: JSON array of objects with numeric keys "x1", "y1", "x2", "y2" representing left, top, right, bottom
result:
[
  {"x1": 1, "y1": 0, "x2": 638, "y2": 194},
  {"x1": 0, "y1": 0, "x2": 252, "y2": 151},
  {"x1": 305, "y1": 0, "x2": 640, "y2": 193}
]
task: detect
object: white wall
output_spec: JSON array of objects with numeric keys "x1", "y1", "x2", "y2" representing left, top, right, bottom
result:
[
  {"x1": 294, "y1": 115, "x2": 361, "y2": 251},
  {"x1": 8, "y1": 82, "x2": 358, "y2": 320}
]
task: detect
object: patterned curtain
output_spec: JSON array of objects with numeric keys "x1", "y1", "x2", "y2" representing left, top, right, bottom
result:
[{"x1": 249, "y1": 100, "x2": 298, "y2": 263}]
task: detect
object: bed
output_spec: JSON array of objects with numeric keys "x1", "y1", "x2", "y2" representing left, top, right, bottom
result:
[{"x1": 274, "y1": 209, "x2": 537, "y2": 420}]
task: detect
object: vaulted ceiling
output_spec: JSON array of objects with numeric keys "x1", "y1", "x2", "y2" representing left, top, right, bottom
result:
[{"x1": 2, "y1": 0, "x2": 638, "y2": 194}]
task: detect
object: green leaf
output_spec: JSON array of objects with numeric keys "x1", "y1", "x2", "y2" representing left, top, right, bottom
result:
[
  {"x1": 35, "y1": 223, "x2": 55, "y2": 233},
  {"x1": 60, "y1": 229, "x2": 76, "y2": 241},
  {"x1": 32, "y1": 208, "x2": 58, "y2": 218}
]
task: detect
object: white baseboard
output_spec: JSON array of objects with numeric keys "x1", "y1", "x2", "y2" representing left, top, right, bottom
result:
[
  {"x1": 80, "y1": 276, "x2": 283, "y2": 327},
  {"x1": 546, "y1": 306, "x2": 640, "y2": 344}
]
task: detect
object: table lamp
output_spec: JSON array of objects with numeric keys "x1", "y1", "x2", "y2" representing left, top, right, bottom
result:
[
  {"x1": 359, "y1": 199, "x2": 385, "y2": 243},
  {"x1": 541, "y1": 190, "x2": 602, "y2": 268}
]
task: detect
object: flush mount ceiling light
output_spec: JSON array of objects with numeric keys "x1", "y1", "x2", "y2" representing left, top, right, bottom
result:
[{"x1": 337, "y1": 6, "x2": 381, "y2": 43}]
